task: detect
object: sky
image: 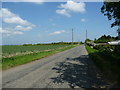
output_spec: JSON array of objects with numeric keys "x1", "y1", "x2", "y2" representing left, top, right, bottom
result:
[{"x1": 0, "y1": 1, "x2": 118, "y2": 45}]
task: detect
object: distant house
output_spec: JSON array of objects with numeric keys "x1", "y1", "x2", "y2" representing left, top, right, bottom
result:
[{"x1": 117, "y1": 26, "x2": 120, "y2": 37}]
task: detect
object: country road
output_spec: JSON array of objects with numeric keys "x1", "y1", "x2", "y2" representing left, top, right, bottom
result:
[{"x1": 2, "y1": 45, "x2": 109, "y2": 89}]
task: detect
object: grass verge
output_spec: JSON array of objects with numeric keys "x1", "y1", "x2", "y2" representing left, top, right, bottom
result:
[
  {"x1": 2, "y1": 45, "x2": 78, "y2": 70},
  {"x1": 85, "y1": 45, "x2": 120, "y2": 87}
]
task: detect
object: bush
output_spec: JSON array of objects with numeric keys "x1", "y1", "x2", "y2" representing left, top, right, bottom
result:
[
  {"x1": 114, "y1": 46, "x2": 120, "y2": 54},
  {"x1": 86, "y1": 45, "x2": 120, "y2": 87},
  {"x1": 93, "y1": 45, "x2": 115, "y2": 53}
]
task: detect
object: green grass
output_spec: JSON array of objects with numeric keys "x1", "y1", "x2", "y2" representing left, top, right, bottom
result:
[
  {"x1": 85, "y1": 45, "x2": 120, "y2": 86},
  {"x1": 2, "y1": 45, "x2": 78, "y2": 70},
  {"x1": 85, "y1": 45, "x2": 98, "y2": 53},
  {"x1": 2, "y1": 45, "x2": 73, "y2": 57}
]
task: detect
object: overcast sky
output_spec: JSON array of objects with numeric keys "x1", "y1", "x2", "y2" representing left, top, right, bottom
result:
[{"x1": 1, "y1": 1, "x2": 118, "y2": 45}]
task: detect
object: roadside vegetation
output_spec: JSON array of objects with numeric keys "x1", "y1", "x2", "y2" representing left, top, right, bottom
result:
[
  {"x1": 2, "y1": 43, "x2": 79, "y2": 70},
  {"x1": 94, "y1": 35, "x2": 120, "y2": 43},
  {"x1": 85, "y1": 36, "x2": 120, "y2": 87}
]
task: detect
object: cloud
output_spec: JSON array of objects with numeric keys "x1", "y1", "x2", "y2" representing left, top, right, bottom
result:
[
  {"x1": 59, "y1": 1, "x2": 86, "y2": 13},
  {"x1": 0, "y1": 27, "x2": 23, "y2": 36},
  {"x1": 49, "y1": 30, "x2": 65, "y2": 35},
  {"x1": 56, "y1": 9, "x2": 71, "y2": 17},
  {"x1": 0, "y1": 8, "x2": 35, "y2": 36},
  {"x1": 22, "y1": 0, "x2": 44, "y2": 5},
  {"x1": 0, "y1": 8, "x2": 14, "y2": 18},
  {"x1": 15, "y1": 25, "x2": 33, "y2": 31},
  {"x1": 3, "y1": 0, "x2": 44, "y2": 4},
  {"x1": 1, "y1": 8, "x2": 34, "y2": 26},
  {"x1": 4, "y1": 17, "x2": 29, "y2": 25},
  {"x1": 56, "y1": 1, "x2": 86, "y2": 17},
  {"x1": 81, "y1": 18, "x2": 86, "y2": 22},
  {"x1": 32, "y1": 2, "x2": 43, "y2": 5},
  {"x1": 0, "y1": 28, "x2": 10, "y2": 34}
]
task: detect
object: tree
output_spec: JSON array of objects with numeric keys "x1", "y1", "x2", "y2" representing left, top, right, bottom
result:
[
  {"x1": 101, "y1": 2, "x2": 120, "y2": 27},
  {"x1": 94, "y1": 35, "x2": 116, "y2": 43}
]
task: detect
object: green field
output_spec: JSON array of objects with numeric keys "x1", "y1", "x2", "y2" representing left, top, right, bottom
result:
[
  {"x1": 2, "y1": 44, "x2": 78, "y2": 70},
  {"x1": 2, "y1": 45, "x2": 73, "y2": 58}
]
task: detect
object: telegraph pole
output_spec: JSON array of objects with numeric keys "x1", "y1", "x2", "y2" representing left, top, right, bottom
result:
[
  {"x1": 72, "y1": 29, "x2": 74, "y2": 44},
  {"x1": 86, "y1": 30, "x2": 87, "y2": 40},
  {"x1": 85, "y1": 30, "x2": 87, "y2": 44}
]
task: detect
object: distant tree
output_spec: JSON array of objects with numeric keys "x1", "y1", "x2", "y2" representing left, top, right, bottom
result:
[
  {"x1": 23, "y1": 44, "x2": 33, "y2": 46},
  {"x1": 85, "y1": 39, "x2": 92, "y2": 42},
  {"x1": 94, "y1": 35, "x2": 116, "y2": 43},
  {"x1": 101, "y1": 2, "x2": 120, "y2": 27}
]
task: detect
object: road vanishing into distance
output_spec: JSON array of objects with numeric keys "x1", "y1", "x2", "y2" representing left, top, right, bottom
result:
[{"x1": 2, "y1": 45, "x2": 109, "y2": 89}]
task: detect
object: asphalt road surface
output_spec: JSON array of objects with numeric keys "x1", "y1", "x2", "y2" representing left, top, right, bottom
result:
[{"x1": 2, "y1": 45, "x2": 109, "y2": 89}]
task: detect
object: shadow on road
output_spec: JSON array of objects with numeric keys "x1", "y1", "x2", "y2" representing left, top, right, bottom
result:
[{"x1": 51, "y1": 55, "x2": 108, "y2": 88}]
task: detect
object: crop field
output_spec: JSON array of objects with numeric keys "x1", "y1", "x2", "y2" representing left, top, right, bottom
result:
[
  {"x1": 2, "y1": 45, "x2": 73, "y2": 58},
  {"x1": 2, "y1": 44, "x2": 77, "y2": 69}
]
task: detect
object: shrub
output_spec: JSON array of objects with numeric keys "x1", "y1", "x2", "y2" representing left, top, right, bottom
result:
[{"x1": 93, "y1": 45, "x2": 115, "y2": 53}]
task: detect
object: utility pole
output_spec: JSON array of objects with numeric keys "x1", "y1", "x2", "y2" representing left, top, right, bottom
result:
[
  {"x1": 85, "y1": 30, "x2": 87, "y2": 44},
  {"x1": 72, "y1": 29, "x2": 74, "y2": 44},
  {"x1": 86, "y1": 30, "x2": 87, "y2": 40}
]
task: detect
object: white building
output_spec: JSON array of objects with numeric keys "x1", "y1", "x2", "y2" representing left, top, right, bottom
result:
[{"x1": 108, "y1": 40, "x2": 120, "y2": 45}]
